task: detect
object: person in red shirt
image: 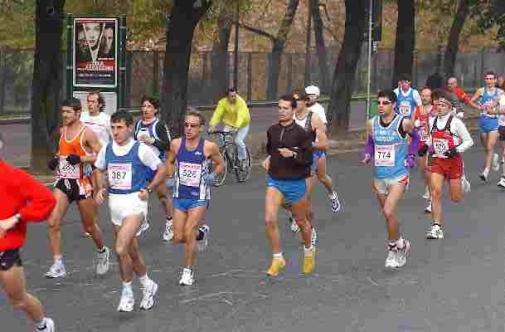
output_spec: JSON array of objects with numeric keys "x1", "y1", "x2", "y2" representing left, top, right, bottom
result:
[
  {"x1": 446, "y1": 77, "x2": 470, "y2": 115},
  {"x1": 0, "y1": 133, "x2": 57, "y2": 331}
]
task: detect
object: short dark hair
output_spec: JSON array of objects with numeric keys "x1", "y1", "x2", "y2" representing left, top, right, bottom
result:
[
  {"x1": 185, "y1": 110, "x2": 205, "y2": 126},
  {"x1": 279, "y1": 94, "x2": 297, "y2": 109},
  {"x1": 485, "y1": 71, "x2": 496, "y2": 78},
  {"x1": 227, "y1": 87, "x2": 237, "y2": 93},
  {"x1": 88, "y1": 91, "x2": 105, "y2": 112},
  {"x1": 141, "y1": 95, "x2": 160, "y2": 110},
  {"x1": 111, "y1": 110, "x2": 134, "y2": 126},
  {"x1": 377, "y1": 89, "x2": 397, "y2": 103},
  {"x1": 61, "y1": 97, "x2": 82, "y2": 112},
  {"x1": 398, "y1": 73, "x2": 412, "y2": 82}
]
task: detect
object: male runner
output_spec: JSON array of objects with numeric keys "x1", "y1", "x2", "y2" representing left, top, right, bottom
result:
[
  {"x1": 419, "y1": 90, "x2": 473, "y2": 239},
  {"x1": 80, "y1": 91, "x2": 111, "y2": 146},
  {"x1": 393, "y1": 74, "x2": 422, "y2": 119},
  {"x1": 496, "y1": 93, "x2": 505, "y2": 188},
  {"x1": 469, "y1": 71, "x2": 504, "y2": 182},
  {"x1": 361, "y1": 89, "x2": 418, "y2": 268},
  {"x1": 263, "y1": 94, "x2": 314, "y2": 277},
  {"x1": 304, "y1": 85, "x2": 342, "y2": 212},
  {"x1": 446, "y1": 77, "x2": 471, "y2": 115},
  {"x1": 94, "y1": 111, "x2": 164, "y2": 312},
  {"x1": 0, "y1": 134, "x2": 56, "y2": 331},
  {"x1": 165, "y1": 111, "x2": 224, "y2": 286},
  {"x1": 45, "y1": 97, "x2": 110, "y2": 278}
]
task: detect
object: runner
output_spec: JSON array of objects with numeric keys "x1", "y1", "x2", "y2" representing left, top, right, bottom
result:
[
  {"x1": 393, "y1": 74, "x2": 422, "y2": 119},
  {"x1": 304, "y1": 85, "x2": 342, "y2": 213},
  {"x1": 165, "y1": 110, "x2": 224, "y2": 286},
  {"x1": 469, "y1": 71, "x2": 504, "y2": 182},
  {"x1": 361, "y1": 89, "x2": 417, "y2": 268},
  {"x1": 420, "y1": 90, "x2": 473, "y2": 239},
  {"x1": 262, "y1": 94, "x2": 314, "y2": 277},
  {"x1": 80, "y1": 91, "x2": 111, "y2": 146},
  {"x1": 0, "y1": 133, "x2": 57, "y2": 331},
  {"x1": 133, "y1": 95, "x2": 173, "y2": 241},
  {"x1": 45, "y1": 97, "x2": 110, "y2": 278},
  {"x1": 496, "y1": 91, "x2": 505, "y2": 188},
  {"x1": 445, "y1": 77, "x2": 471, "y2": 116},
  {"x1": 94, "y1": 111, "x2": 164, "y2": 312}
]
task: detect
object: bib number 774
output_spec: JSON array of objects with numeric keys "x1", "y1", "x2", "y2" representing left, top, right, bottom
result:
[{"x1": 375, "y1": 145, "x2": 395, "y2": 167}]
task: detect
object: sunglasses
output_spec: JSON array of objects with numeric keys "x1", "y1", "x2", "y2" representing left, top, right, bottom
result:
[
  {"x1": 184, "y1": 123, "x2": 200, "y2": 128},
  {"x1": 377, "y1": 101, "x2": 392, "y2": 105}
]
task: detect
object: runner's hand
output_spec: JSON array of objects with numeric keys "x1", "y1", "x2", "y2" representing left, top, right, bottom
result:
[
  {"x1": 262, "y1": 157, "x2": 270, "y2": 171},
  {"x1": 138, "y1": 188, "x2": 150, "y2": 201},
  {"x1": 361, "y1": 153, "x2": 371, "y2": 165},
  {"x1": 404, "y1": 154, "x2": 416, "y2": 169},
  {"x1": 66, "y1": 154, "x2": 81, "y2": 165},
  {"x1": 444, "y1": 147, "x2": 458, "y2": 158},
  {"x1": 278, "y1": 148, "x2": 296, "y2": 158},
  {"x1": 94, "y1": 189, "x2": 106, "y2": 205},
  {"x1": 48, "y1": 156, "x2": 59, "y2": 171},
  {"x1": 0, "y1": 215, "x2": 20, "y2": 233}
]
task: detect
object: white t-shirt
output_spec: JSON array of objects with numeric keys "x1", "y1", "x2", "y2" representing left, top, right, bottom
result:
[
  {"x1": 428, "y1": 114, "x2": 473, "y2": 153},
  {"x1": 95, "y1": 139, "x2": 162, "y2": 171},
  {"x1": 308, "y1": 102, "x2": 327, "y2": 124},
  {"x1": 81, "y1": 111, "x2": 111, "y2": 146}
]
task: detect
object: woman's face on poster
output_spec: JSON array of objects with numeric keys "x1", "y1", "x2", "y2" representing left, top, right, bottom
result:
[
  {"x1": 83, "y1": 23, "x2": 101, "y2": 48},
  {"x1": 103, "y1": 28, "x2": 114, "y2": 53}
]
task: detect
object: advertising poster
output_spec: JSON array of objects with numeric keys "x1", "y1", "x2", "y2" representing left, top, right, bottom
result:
[
  {"x1": 73, "y1": 91, "x2": 118, "y2": 116},
  {"x1": 73, "y1": 18, "x2": 118, "y2": 88}
]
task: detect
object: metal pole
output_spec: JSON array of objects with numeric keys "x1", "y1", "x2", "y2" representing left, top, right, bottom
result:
[
  {"x1": 233, "y1": 1, "x2": 240, "y2": 89},
  {"x1": 304, "y1": 5, "x2": 312, "y2": 86},
  {"x1": 66, "y1": 14, "x2": 73, "y2": 100},
  {"x1": 366, "y1": 0, "x2": 373, "y2": 119}
]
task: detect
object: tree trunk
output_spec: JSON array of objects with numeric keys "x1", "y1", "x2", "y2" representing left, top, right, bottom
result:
[
  {"x1": 31, "y1": 0, "x2": 65, "y2": 172},
  {"x1": 392, "y1": 0, "x2": 415, "y2": 84},
  {"x1": 161, "y1": 0, "x2": 211, "y2": 136},
  {"x1": 310, "y1": 0, "x2": 330, "y2": 93},
  {"x1": 327, "y1": 0, "x2": 368, "y2": 133},
  {"x1": 266, "y1": 0, "x2": 300, "y2": 100},
  {"x1": 443, "y1": 0, "x2": 470, "y2": 77},
  {"x1": 210, "y1": 11, "x2": 233, "y2": 102}
]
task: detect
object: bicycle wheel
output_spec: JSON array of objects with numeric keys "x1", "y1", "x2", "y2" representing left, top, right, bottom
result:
[
  {"x1": 213, "y1": 150, "x2": 228, "y2": 187},
  {"x1": 235, "y1": 147, "x2": 252, "y2": 182}
]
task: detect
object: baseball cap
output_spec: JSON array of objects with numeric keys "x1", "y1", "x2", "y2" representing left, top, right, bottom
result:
[{"x1": 305, "y1": 85, "x2": 320, "y2": 96}]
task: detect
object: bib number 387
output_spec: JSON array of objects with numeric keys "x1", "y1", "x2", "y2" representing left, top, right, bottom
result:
[
  {"x1": 108, "y1": 163, "x2": 132, "y2": 190},
  {"x1": 375, "y1": 145, "x2": 395, "y2": 167}
]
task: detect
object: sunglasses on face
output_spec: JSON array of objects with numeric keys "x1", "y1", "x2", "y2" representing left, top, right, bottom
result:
[
  {"x1": 377, "y1": 101, "x2": 392, "y2": 105},
  {"x1": 184, "y1": 123, "x2": 200, "y2": 128}
]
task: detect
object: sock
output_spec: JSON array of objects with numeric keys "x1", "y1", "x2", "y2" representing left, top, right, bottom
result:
[
  {"x1": 433, "y1": 222, "x2": 441, "y2": 228},
  {"x1": 166, "y1": 217, "x2": 173, "y2": 225},
  {"x1": 138, "y1": 274, "x2": 151, "y2": 288},
  {"x1": 483, "y1": 168, "x2": 490, "y2": 176},
  {"x1": 273, "y1": 252, "x2": 283, "y2": 259},
  {"x1": 97, "y1": 246, "x2": 106, "y2": 253},
  {"x1": 304, "y1": 245, "x2": 314, "y2": 254},
  {"x1": 122, "y1": 281, "x2": 133, "y2": 294},
  {"x1": 395, "y1": 237, "x2": 405, "y2": 249},
  {"x1": 35, "y1": 318, "x2": 47, "y2": 330},
  {"x1": 54, "y1": 256, "x2": 63, "y2": 265},
  {"x1": 388, "y1": 242, "x2": 396, "y2": 250},
  {"x1": 183, "y1": 267, "x2": 192, "y2": 274},
  {"x1": 329, "y1": 191, "x2": 337, "y2": 199}
]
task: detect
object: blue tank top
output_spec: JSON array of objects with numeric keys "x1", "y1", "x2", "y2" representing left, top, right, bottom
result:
[
  {"x1": 396, "y1": 88, "x2": 417, "y2": 117},
  {"x1": 479, "y1": 88, "x2": 503, "y2": 117},
  {"x1": 134, "y1": 119, "x2": 165, "y2": 159},
  {"x1": 173, "y1": 138, "x2": 210, "y2": 200},
  {"x1": 104, "y1": 142, "x2": 150, "y2": 194},
  {"x1": 373, "y1": 115, "x2": 409, "y2": 179}
]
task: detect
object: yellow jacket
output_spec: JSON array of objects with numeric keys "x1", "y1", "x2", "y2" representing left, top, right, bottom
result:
[{"x1": 209, "y1": 95, "x2": 251, "y2": 128}]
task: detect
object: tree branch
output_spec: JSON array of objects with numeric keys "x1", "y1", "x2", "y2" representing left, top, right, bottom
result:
[{"x1": 238, "y1": 22, "x2": 276, "y2": 40}]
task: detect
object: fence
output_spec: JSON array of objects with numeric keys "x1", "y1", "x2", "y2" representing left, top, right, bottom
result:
[{"x1": 1, "y1": 47, "x2": 504, "y2": 113}]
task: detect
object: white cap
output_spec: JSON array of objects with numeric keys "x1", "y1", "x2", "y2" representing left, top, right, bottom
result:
[{"x1": 305, "y1": 85, "x2": 320, "y2": 96}]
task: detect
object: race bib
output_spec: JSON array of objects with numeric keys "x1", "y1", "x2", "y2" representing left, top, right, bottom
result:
[
  {"x1": 399, "y1": 101, "x2": 411, "y2": 116},
  {"x1": 108, "y1": 163, "x2": 132, "y2": 190},
  {"x1": 58, "y1": 156, "x2": 80, "y2": 179},
  {"x1": 179, "y1": 162, "x2": 202, "y2": 187},
  {"x1": 433, "y1": 138, "x2": 449, "y2": 158},
  {"x1": 419, "y1": 127, "x2": 429, "y2": 141},
  {"x1": 375, "y1": 145, "x2": 395, "y2": 167}
]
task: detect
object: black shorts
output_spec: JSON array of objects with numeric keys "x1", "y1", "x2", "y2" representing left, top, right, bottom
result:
[
  {"x1": 0, "y1": 249, "x2": 22, "y2": 271},
  {"x1": 499, "y1": 126, "x2": 505, "y2": 141},
  {"x1": 55, "y1": 178, "x2": 89, "y2": 203}
]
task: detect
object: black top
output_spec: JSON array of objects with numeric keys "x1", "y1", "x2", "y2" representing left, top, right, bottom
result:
[
  {"x1": 267, "y1": 121, "x2": 313, "y2": 180},
  {"x1": 133, "y1": 119, "x2": 171, "y2": 154}
]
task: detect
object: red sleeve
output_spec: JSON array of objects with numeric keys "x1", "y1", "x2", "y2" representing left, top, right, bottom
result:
[{"x1": 16, "y1": 169, "x2": 56, "y2": 222}]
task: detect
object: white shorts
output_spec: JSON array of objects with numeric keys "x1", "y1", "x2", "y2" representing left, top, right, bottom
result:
[
  {"x1": 108, "y1": 192, "x2": 149, "y2": 236},
  {"x1": 373, "y1": 175, "x2": 409, "y2": 195}
]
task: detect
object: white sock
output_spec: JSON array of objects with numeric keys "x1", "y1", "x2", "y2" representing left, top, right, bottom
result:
[
  {"x1": 304, "y1": 245, "x2": 314, "y2": 254},
  {"x1": 329, "y1": 191, "x2": 337, "y2": 199},
  {"x1": 122, "y1": 281, "x2": 133, "y2": 294},
  {"x1": 395, "y1": 237, "x2": 405, "y2": 249},
  {"x1": 35, "y1": 318, "x2": 47, "y2": 329},
  {"x1": 483, "y1": 168, "x2": 490, "y2": 176},
  {"x1": 183, "y1": 267, "x2": 193, "y2": 274},
  {"x1": 273, "y1": 252, "x2": 283, "y2": 259},
  {"x1": 54, "y1": 256, "x2": 63, "y2": 265},
  {"x1": 166, "y1": 217, "x2": 173, "y2": 225},
  {"x1": 138, "y1": 274, "x2": 151, "y2": 288}
]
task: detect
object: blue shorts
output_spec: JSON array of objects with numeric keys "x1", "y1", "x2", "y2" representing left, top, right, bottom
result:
[
  {"x1": 479, "y1": 115, "x2": 499, "y2": 133},
  {"x1": 173, "y1": 198, "x2": 209, "y2": 212},
  {"x1": 267, "y1": 176, "x2": 306, "y2": 204},
  {"x1": 311, "y1": 150, "x2": 326, "y2": 173}
]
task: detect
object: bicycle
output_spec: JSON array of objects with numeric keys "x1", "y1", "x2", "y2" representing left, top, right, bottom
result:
[{"x1": 208, "y1": 130, "x2": 252, "y2": 186}]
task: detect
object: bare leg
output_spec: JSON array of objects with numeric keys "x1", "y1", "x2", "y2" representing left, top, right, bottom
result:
[
  {"x1": 47, "y1": 189, "x2": 70, "y2": 260},
  {"x1": 78, "y1": 198, "x2": 105, "y2": 250},
  {"x1": 264, "y1": 187, "x2": 284, "y2": 254}
]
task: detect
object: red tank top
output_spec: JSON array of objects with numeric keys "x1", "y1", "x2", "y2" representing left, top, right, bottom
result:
[
  {"x1": 431, "y1": 116, "x2": 457, "y2": 159},
  {"x1": 414, "y1": 106, "x2": 432, "y2": 142}
]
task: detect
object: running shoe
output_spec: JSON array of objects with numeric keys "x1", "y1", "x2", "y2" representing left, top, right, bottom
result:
[
  {"x1": 179, "y1": 268, "x2": 195, "y2": 286},
  {"x1": 289, "y1": 216, "x2": 300, "y2": 233},
  {"x1": 139, "y1": 280, "x2": 158, "y2": 310},
  {"x1": 302, "y1": 247, "x2": 316, "y2": 274},
  {"x1": 162, "y1": 219, "x2": 174, "y2": 241},
  {"x1": 311, "y1": 227, "x2": 317, "y2": 247},
  {"x1": 96, "y1": 246, "x2": 110, "y2": 275},
  {"x1": 480, "y1": 171, "x2": 488, "y2": 182},
  {"x1": 44, "y1": 262, "x2": 66, "y2": 279},
  {"x1": 426, "y1": 224, "x2": 444, "y2": 240},
  {"x1": 266, "y1": 257, "x2": 286, "y2": 277},
  {"x1": 197, "y1": 225, "x2": 210, "y2": 252},
  {"x1": 35, "y1": 317, "x2": 55, "y2": 332},
  {"x1": 117, "y1": 288, "x2": 135, "y2": 312},
  {"x1": 497, "y1": 176, "x2": 505, "y2": 188},
  {"x1": 424, "y1": 201, "x2": 432, "y2": 214},
  {"x1": 384, "y1": 246, "x2": 398, "y2": 269},
  {"x1": 461, "y1": 176, "x2": 471, "y2": 193},
  {"x1": 329, "y1": 191, "x2": 342, "y2": 213},
  {"x1": 422, "y1": 186, "x2": 430, "y2": 200},
  {"x1": 395, "y1": 239, "x2": 411, "y2": 268},
  {"x1": 493, "y1": 153, "x2": 500, "y2": 171}
]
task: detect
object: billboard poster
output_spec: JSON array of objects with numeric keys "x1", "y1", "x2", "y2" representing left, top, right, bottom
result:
[
  {"x1": 73, "y1": 17, "x2": 118, "y2": 88},
  {"x1": 73, "y1": 91, "x2": 118, "y2": 116}
]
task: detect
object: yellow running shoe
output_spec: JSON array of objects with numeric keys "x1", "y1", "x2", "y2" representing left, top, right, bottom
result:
[
  {"x1": 266, "y1": 257, "x2": 286, "y2": 277},
  {"x1": 302, "y1": 247, "x2": 316, "y2": 274}
]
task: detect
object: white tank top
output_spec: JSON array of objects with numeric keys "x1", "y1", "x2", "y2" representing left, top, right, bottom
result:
[{"x1": 80, "y1": 111, "x2": 111, "y2": 146}]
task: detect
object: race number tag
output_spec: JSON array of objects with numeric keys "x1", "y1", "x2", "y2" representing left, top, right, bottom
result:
[
  {"x1": 179, "y1": 162, "x2": 202, "y2": 187},
  {"x1": 108, "y1": 163, "x2": 132, "y2": 190},
  {"x1": 419, "y1": 127, "x2": 429, "y2": 141},
  {"x1": 433, "y1": 138, "x2": 449, "y2": 158},
  {"x1": 58, "y1": 156, "x2": 80, "y2": 179},
  {"x1": 399, "y1": 101, "x2": 411, "y2": 116},
  {"x1": 374, "y1": 145, "x2": 395, "y2": 167}
]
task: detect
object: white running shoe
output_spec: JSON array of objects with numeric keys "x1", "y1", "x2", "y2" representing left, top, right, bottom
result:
[
  {"x1": 426, "y1": 224, "x2": 444, "y2": 240},
  {"x1": 139, "y1": 280, "x2": 158, "y2": 310},
  {"x1": 493, "y1": 153, "x2": 500, "y2": 171},
  {"x1": 329, "y1": 191, "x2": 342, "y2": 213},
  {"x1": 422, "y1": 186, "x2": 430, "y2": 200},
  {"x1": 162, "y1": 219, "x2": 174, "y2": 241},
  {"x1": 96, "y1": 246, "x2": 110, "y2": 275},
  {"x1": 395, "y1": 239, "x2": 411, "y2": 268},
  {"x1": 35, "y1": 318, "x2": 55, "y2": 332},
  {"x1": 197, "y1": 225, "x2": 210, "y2": 252},
  {"x1": 44, "y1": 262, "x2": 66, "y2": 279},
  {"x1": 424, "y1": 201, "x2": 432, "y2": 214},
  {"x1": 311, "y1": 227, "x2": 317, "y2": 247},
  {"x1": 289, "y1": 217, "x2": 300, "y2": 233},
  {"x1": 179, "y1": 268, "x2": 194, "y2": 286},
  {"x1": 117, "y1": 288, "x2": 135, "y2": 312},
  {"x1": 480, "y1": 170, "x2": 488, "y2": 182},
  {"x1": 461, "y1": 176, "x2": 471, "y2": 193},
  {"x1": 497, "y1": 177, "x2": 505, "y2": 188},
  {"x1": 384, "y1": 247, "x2": 398, "y2": 268}
]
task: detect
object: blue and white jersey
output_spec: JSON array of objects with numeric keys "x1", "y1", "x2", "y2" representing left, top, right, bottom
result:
[
  {"x1": 134, "y1": 118, "x2": 166, "y2": 159},
  {"x1": 372, "y1": 115, "x2": 409, "y2": 179},
  {"x1": 479, "y1": 87, "x2": 504, "y2": 118},
  {"x1": 173, "y1": 138, "x2": 211, "y2": 200},
  {"x1": 104, "y1": 141, "x2": 151, "y2": 195},
  {"x1": 395, "y1": 88, "x2": 418, "y2": 117}
]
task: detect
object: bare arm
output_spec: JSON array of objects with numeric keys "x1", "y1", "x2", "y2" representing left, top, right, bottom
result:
[
  {"x1": 207, "y1": 141, "x2": 225, "y2": 175},
  {"x1": 469, "y1": 89, "x2": 483, "y2": 110},
  {"x1": 165, "y1": 139, "x2": 180, "y2": 178},
  {"x1": 311, "y1": 114, "x2": 328, "y2": 151},
  {"x1": 82, "y1": 129, "x2": 102, "y2": 164}
]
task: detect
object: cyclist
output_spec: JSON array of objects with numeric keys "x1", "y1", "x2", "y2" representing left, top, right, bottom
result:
[{"x1": 209, "y1": 88, "x2": 251, "y2": 169}]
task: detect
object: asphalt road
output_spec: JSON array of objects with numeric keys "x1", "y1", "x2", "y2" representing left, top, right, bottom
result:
[{"x1": 1, "y1": 142, "x2": 505, "y2": 331}]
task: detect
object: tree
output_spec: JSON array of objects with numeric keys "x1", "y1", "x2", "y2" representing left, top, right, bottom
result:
[
  {"x1": 392, "y1": 0, "x2": 415, "y2": 84},
  {"x1": 443, "y1": 0, "x2": 473, "y2": 77},
  {"x1": 31, "y1": 0, "x2": 65, "y2": 172},
  {"x1": 160, "y1": 0, "x2": 212, "y2": 136},
  {"x1": 310, "y1": 0, "x2": 330, "y2": 93},
  {"x1": 473, "y1": 0, "x2": 505, "y2": 49},
  {"x1": 327, "y1": 0, "x2": 368, "y2": 133}
]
